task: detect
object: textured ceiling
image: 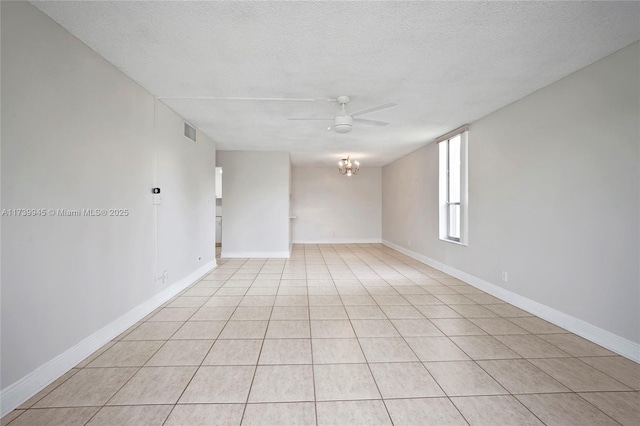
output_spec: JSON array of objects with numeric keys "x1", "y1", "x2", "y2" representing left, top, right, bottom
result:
[{"x1": 32, "y1": 1, "x2": 639, "y2": 166}]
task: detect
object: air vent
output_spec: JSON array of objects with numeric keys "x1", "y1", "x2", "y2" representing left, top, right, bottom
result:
[{"x1": 184, "y1": 122, "x2": 196, "y2": 142}]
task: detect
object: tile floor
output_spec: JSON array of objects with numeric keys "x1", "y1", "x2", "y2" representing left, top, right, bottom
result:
[{"x1": 2, "y1": 244, "x2": 639, "y2": 425}]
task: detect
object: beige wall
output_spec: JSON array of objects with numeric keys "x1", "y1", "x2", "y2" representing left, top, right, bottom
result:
[
  {"x1": 291, "y1": 167, "x2": 382, "y2": 243},
  {"x1": 1, "y1": 1, "x2": 216, "y2": 394},
  {"x1": 383, "y1": 42, "x2": 640, "y2": 346},
  {"x1": 217, "y1": 151, "x2": 291, "y2": 257}
]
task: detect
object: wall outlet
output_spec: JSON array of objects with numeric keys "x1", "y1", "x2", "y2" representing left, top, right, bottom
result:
[
  {"x1": 501, "y1": 271, "x2": 508, "y2": 282},
  {"x1": 408, "y1": 240, "x2": 412, "y2": 246},
  {"x1": 156, "y1": 270, "x2": 168, "y2": 283}
]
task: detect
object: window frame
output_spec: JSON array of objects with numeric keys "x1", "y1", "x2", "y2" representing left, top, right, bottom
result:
[{"x1": 438, "y1": 127, "x2": 468, "y2": 245}]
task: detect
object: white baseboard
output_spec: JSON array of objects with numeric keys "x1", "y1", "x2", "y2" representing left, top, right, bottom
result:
[
  {"x1": 0, "y1": 260, "x2": 217, "y2": 418},
  {"x1": 292, "y1": 238, "x2": 382, "y2": 244},
  {"x1": 221, "y1": 250, "x2": 290, "y2": 258},
  {"x1": 382, "y1": 240, "x2": 640, "y2": 363}
]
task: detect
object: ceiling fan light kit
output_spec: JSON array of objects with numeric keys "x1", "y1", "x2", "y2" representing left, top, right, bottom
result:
[{"x1": 333, "y1": 115, "x2": 354, "y2": 133}]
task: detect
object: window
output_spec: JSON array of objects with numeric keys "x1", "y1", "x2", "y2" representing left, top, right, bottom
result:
[{"x1": 438, "y1": 126, "x2": 468, "y2": 244}]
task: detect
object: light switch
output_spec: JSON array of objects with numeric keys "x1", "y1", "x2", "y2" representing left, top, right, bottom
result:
[{"x1": 153, "y1": 194, "x2": 162, "y2": 205}]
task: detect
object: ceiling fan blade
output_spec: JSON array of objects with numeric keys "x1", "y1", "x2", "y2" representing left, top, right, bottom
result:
[
  {"x1": 353, "y1": 118, "x2": 389, "y2": 126},
  {"x1": 350, "y1": 102, "x2": 397, "y2": 117},
  {"x1": 287, "y1": 117, "x2": 333, "y2": 121}
]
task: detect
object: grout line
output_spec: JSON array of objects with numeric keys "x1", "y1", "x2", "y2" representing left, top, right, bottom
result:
[
  {"x1": 87, "y1": 315, "x2": 193, "y2": 416},
  {"x1": 360, "y1": 245, "x2": 471, "y2": 426},
  {"x1": 238, "y1": 259, "x2": 273, "y2": 425},
  {"x1": 11, "y1": 368, "x2": 82, "y2": 411},
  {"x1": 335, "y1": 247, "x2": 395, "y2": 425},
  {"x1": 162, "y1": 258, "x2": 248, "y2": 425},
  {"x1": 307, "y1": 245, "x2": 319, "y2": 426},
  {"x1": 355, "y1": 245, "x2": 535, "y2": 425}
]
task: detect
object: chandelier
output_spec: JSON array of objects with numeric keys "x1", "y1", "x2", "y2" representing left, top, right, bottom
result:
[{"x1": 338, "y1": 156, "x2": 360, "y2": 176}]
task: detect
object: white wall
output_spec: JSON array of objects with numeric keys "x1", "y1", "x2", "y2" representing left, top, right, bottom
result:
[
  {"x1": 1, "y1": 0, "x2": 216, "y2": 402},
  {"x1": 217, "y1": 151, "x2": 290, "y2": 257},
  {"x1": 382, "y1": 42, "x2": 640, "y2": 353},
  {"x1": 156, "y1": 102, "x2": 216, "y2": 284},
  {"x1": 292, "y1": 167, "x2": 382, "y2": 243}
]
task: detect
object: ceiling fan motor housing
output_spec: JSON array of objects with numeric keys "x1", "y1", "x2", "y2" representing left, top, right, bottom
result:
[{"x1": 334, "y1": 115, "x2": 353, "y2": 133}]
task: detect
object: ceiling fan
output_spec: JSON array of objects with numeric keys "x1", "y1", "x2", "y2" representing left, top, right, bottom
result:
[{"x1": 288, "y1": 96, "x2": 397, "y2": 133}]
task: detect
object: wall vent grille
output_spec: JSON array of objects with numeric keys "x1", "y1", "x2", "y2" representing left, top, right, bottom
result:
[{"x1": 184, "y1": 122, "x2": 196, "y2": 142}]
